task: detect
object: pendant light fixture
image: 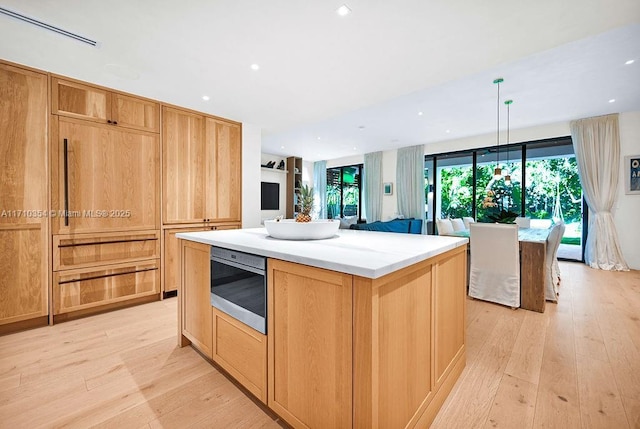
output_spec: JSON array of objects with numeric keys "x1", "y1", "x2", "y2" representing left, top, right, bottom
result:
[
  {"x1": 493, "y1": 78, "x2": 503, "y2": 180},
  {"x1": 504, "y1": 99, "x2": 513, "y2": 186}
]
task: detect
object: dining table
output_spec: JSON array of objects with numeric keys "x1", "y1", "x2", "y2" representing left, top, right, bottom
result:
[{"x1": 448, "y1": 227, "x2": 551, "y2": 313}]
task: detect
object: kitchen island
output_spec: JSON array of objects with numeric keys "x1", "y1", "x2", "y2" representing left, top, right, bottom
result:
[{"x1": 177, "y1": 228, "x2": 468, "y2": 429}]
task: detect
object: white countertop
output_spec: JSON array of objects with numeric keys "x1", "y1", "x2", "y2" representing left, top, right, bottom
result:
[{"x1": 177, "y1": 228, "x2": 468, "y2": 279}]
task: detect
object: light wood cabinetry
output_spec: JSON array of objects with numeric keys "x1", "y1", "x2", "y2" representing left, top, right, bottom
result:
[
  {"x1": 162, "y1": 107, "x2": 242, "y2": 225},
  {"x1": 52, "y1": 77, "x2": 160, "y2": 132},
  {"x1": 268, "y1": 259, "x2": 353, "y2": 428},
  {"x1": 0, "y1": 62, "x2": 49, "y2": 328},
  {"x1": 266, "y1": 246, "x2": 467, "y2": 429},
  {"x1": 285, "y1": 157, "x2": 303, "y2": 219},
  {"x1": 51, "y1": 117, "x2": 160, "y2": 234},
  {"x1": 180, "y1": 240, "x2": 213, "y2": 359},
  {"x1": 53, "y1": 231, "x2": 160, "y2": 272},
  {"x1": 50, "y1": 79, "x2": 161, "y2": 320},
  {"x1": 0, "y1": 59, "x2": 244, "y2": 331},
  {"x1": 205, "y1": 118, "x2": 242, "y2": 222},
  {"x1": 163, "y1": 223, "x2": 239, "y2": 294},
  {"x1": 54, "y1": 260, "x2": 159, "y2": 315},
  {"x1": 162, "y1": 108, "x2": 206, "y2": 224},
  {"x1": 212, "y1": 307, "x2": 267, "y2": 403},
  {"x1": 354, "y1": 246, "x2": 467, "y2": 429}
]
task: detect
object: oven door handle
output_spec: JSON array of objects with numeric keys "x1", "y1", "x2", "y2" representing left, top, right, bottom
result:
[{"x1": 211, "y1": 256, "x2": 265, "y2": 276}]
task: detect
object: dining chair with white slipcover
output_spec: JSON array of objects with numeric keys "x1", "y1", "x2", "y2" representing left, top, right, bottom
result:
[
  {"x1": 545, "y1": 222, "x2": 566, "y2": 301},
  {"x1": 468, "y1": 223, "x2": 520, "y2": 308}
]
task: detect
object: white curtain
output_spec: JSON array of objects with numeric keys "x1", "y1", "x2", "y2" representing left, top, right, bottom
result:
[
  {"x1": 364, "y1": 152, "x2": 383, "y2": 222},
  {"x1": 396, "y1": 145, "x2": 426, "y2": 231},
  {"x1": 570, "y1": 114, "x2": 629, "y2": 271},
  {"x1": 313, "y1": 160, "x2": 327, "y2": 219}
]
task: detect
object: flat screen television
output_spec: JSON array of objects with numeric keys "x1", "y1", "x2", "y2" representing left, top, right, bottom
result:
[{"x1": 261, "y1": 181, "x2": 279, "y2": 210}]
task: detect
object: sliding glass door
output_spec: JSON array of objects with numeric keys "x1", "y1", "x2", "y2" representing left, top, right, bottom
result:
[
  {"x1": 427, "y1": 136, "x2": 584, "y2": 261},
  {"x1": 525, "y1": 141, "x2": 583, "y2": 260}
]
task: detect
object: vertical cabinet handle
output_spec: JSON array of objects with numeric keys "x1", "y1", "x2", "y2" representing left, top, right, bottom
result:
[{"x1": 63, "y1": 138, "x2": 70, "y2": 226}]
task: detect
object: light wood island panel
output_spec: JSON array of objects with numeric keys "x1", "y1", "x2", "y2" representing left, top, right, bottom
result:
[
  {"x1": 180, "y1": 240, "x2": 212, "y2": 359},
  {"x1": 264, "y1": 245, "x2": 467, "y2": 429},
  {"x1": 268, "y1": 259, "x2": 353, "y2": 428}
]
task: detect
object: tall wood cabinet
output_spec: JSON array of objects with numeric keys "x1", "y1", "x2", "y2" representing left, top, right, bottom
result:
[
  {"x1": 161, "y1": 106, "x2": 242, "y2": 294},
  {"x1": 162, "y1": 107, "x2": 241, "y2": 225},
  {"x1": 0, "y1": 59, "x2": 243, "y2": 332},
  {"x1": 0, "y1": 62, "x2": 49, "y2": 331},
  {"x1": 50, "y1": 78, "x2": 161, "y2": 320}
]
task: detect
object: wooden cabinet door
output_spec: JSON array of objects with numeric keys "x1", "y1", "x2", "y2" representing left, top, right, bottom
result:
[
  {"x1": 52, "y1": 78, "x2": 110, "y2": 123},
  {"x1": 53, "y1": 118, "x2": 159, "y2": 234},
  {"x1": 180, "y1": 240, "x2": 212, "y2": 358},
  {"x1": 164, "y1": 223, "x2": 239, "y2": 293},
  {"x1": 0, "y1": 63, "x2": 48, "y2": 325},
  {"x1": 112, "y1": 93, "x2": 159, "y2": 133},
  {"x1": 162, "y1": 107, "x2": 207, "y2": 224},
  {"x1": 205, "y1": 118, "x2": 242, "y2": 222},
  {"x1": 164, "y1": 226, "x2": 208, "y2": 293},
  {"x1": 212, "y1": 307, "x2": 267, "y2": 403},
  {"x1": 268, "y1": 259, "x2": 353, "y2": 428}
]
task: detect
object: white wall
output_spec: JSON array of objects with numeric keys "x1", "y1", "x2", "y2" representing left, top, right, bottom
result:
[
  {"x1": 616, "y1": 111, "x2": 640, "y2": 269},
  {"x1": 326, "y1": 154, "x2": 363, "y2": 169},
  {"x1": 241, "y1": 123, "x2": 262, "y2": 228},
  {"x1": 260, "y1": 153, "x2": 288, "y2": 222}
]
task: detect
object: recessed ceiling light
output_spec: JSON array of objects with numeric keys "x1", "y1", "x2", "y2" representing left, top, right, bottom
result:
[
  {"x1": 609, "y1": 99, "x2": 616, "y2": 103},
  {"x1": 625, "y1": 59, "x2": 635, "y2": 65},
  {"x1": 250, "y1": 64, "x2": 260, "y2": 70},
  {"x1": 317, "y1": 137, "x2": 321, "y2": 140},
  {"x1": 280, "y1": 145, "x2": 285, "y2": 149},
  {"x1": 353, "y1": 147, "x2": 357, "y2": 150},
  {"x1": 202, "y1": 95, "x2": 210, "y2": 101},
  {"x1": 336, "y1": 4, "x2": 351, "y2": 16},
  {"x1": 418, "y1": 111, "x2": 423, "y2": 116}
]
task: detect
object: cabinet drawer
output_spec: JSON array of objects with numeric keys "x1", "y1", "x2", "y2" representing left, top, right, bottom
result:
[
  {"x1": 54, "y1": 261, "x2": 159, "y2": 315},
  {"x1": 212, "y1": 307, "x2": 267, "y2": 403},
  {"x1": 54, "y1": 231, "x2": 160, "y2": 271}
]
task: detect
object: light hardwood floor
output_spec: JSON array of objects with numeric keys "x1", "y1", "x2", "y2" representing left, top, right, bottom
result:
[{"x1": 0, "y1": 262, "x2": 638, "y2": 428}]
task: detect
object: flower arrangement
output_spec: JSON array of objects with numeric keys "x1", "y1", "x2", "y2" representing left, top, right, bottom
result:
[{"x1": 482, "y1": 188, "x2": 519, "y2": 224}]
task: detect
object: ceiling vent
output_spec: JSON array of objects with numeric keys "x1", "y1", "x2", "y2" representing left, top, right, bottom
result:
[{"x1": 0, "y1": 7, "x2": 98, "y2": 47}]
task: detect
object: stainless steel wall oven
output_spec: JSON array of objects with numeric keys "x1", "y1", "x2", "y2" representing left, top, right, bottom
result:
[{"x1": 210, "y1": 246, "x2": 266, "y2": 334}]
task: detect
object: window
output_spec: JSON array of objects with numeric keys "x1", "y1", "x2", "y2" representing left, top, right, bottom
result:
[
  {"x1": 427, "y1": 137, "x2": 584, "y2": 261},
  {"x1": 326, "y1": 164, "x2": 363, "y2": 221}
]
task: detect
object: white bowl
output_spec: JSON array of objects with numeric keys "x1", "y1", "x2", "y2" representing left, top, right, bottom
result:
[{"x1": 264, "y1": 219, "x2": 340, "y2": 240}]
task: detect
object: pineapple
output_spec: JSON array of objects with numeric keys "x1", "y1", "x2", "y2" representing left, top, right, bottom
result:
[{"x1": 295, "y1": 184, "x2": 314, "y2": 223}]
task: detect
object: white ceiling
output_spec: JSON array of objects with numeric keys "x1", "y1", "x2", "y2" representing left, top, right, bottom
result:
[{"x1": 1, "y1": 1, "x2": 639, "y2": 162}]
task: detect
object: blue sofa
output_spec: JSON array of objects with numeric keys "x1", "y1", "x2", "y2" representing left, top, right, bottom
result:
[{"x1": 349, "y1": 218, "x2": 423, "y2": 234}]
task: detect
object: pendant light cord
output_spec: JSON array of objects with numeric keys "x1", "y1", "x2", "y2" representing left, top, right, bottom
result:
[
  {"x1": 493, "y1": 78, "x2": 504, "y2": 170},
  {"x1": 506, "y1": 100, "x2": 510, "y2": 164},
  {"x1": 496, "y1": 81, "x2": 500, "y2": 166}
]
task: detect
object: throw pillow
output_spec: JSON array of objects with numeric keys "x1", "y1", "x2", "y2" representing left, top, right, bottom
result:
[
  {"x1": 436, "y1": 218, "x2": 454, "y2": 235},
  {"x1": 450, "y1": 218, "x2": 466, "y2": 232}
]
